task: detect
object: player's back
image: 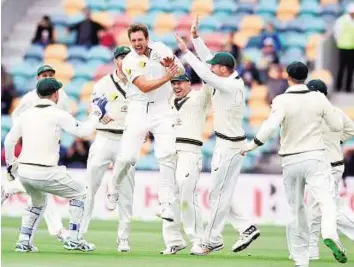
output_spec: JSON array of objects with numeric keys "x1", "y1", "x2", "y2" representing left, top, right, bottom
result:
[
  {"x1": 18, "y1": 101, "x2": 63, "y2": 167},
  {"x1": 275, "y1": 85, "x2": 336, "y2": 156}
]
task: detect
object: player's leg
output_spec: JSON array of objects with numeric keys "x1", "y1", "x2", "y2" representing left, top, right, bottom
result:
[
  {"x1": 334, "y1": 166, "x2": 354, "y2": 240},
  {"x1": 305, "y1": 159, "x2": 347, "y2": 263},
  {"x1": 283, "y1": 163, "x2": 309, "y2": 267},
  {"x1": 116, "y1": 163, "x2": 136, "y2": 252},
  {"x1": 15, "y1": 177, "x2": 46, "y2": 252},
  {"x1": 307, "y1": 185, "x2": 321, "y2": 260},
  {"x1": 151, "y1": 113, "x2": 178, "y2": 222},
  {"x1": 229, "y1": 199, "x2": 260, "y2": 253},
  {"x1": 194, "y1": 147, "x2": 243, "y2": 255},
  {"x1": 80, "y1": 135, "x2": 111, "y2": 238},
  {"x1": 2, "y1": 178, "x2": 26, "y2": 204},
  {"x1": 175, "y1": 151, "x2": 203, "y2": 250}
]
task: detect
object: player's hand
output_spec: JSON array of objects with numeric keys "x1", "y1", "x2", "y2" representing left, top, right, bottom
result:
[
  {"x1": 160, "y1": 56, "x2": 175, "y2": 68},
  {"x1": 240, "y1": 142, "x2": 255, "y2": 156},
  {"x1": 100, "y1": 114, "x2": 113, "y2": 125},
  {"x1": 166, "y1": 64, "x2": 179, "y2": 80},
  {"x1": 92, "y1": 95, "x2": 108, "y2": 120},
  {"x1": 175, "y1": 33, "x2": 188, "y2": 54},
  {"x1": 191, "y1": 14, "x2": 200, "y2": 39}
]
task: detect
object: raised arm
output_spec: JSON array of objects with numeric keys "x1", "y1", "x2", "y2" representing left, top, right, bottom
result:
[
  {"x1": 322, "y1": 95, "x2": 342, "y2": 132},
  {"x1": 190, "y1": 15, "x2": 213, "y2": 62},
  {"x1": 340, "y1": 109, "x2": 354, "y2": 142}
]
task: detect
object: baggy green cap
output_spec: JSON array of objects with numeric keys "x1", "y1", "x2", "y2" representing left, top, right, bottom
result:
[
  {"x1": 114, "y1": 46, "x2": 131, "y2": 58},
  {"x1": 36, "y1": 78, "x2": 63, "y2": 97},
  {"x1": 171, "y1": 74, "x2": 190, "y2": 82},
  {"x1": 37, "y1": 64, "x2": 55, "y2": 76},
  {"x1": 206, "y1": 52, "x2": 236, "y2": 69}
]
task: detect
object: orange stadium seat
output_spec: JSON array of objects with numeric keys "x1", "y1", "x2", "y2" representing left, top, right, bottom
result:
[
  {"x1": 203, "y1": 33, "x2": 227, "y2": 51},
  {"x1": 277, "y1": 0, "x2": 299, "y2": 21},
  {"x1": 113, "y1": 14, "x2": 132, "y2": 31},
  {"x1": 63, "y1": 0, "x2": 86, "y2": 15},
  {"x1": 321, "y1": 0, "x2": 338, "y2": 5},
  {"x1": 239, "y1": 15, "x2": 264, "y2": 36},
  {"x1": 91, "y1": 12, "x2": 114, "y2": 28},
  {"x1": 42, "y1": 61, "x2": 74, "y2": 81},
  {"x1": 80, "y1": 81, "x2": 95, "y2": 103},
  {"x1": 232, "y1": 31, "x2": 252, "y2": 48},
  {"x1": 154, "y1": 13, "x2": 177, "y2": 35},
  {"x1": 343, "y1": 107, "x2": 354, "y2": 120},
  {"x1": 310, "y1": 69, "x2": 333, "y2": 85},
  {"x1": 306, "y1": 34, "x2": 323, "y2": 61},
  {"x1": 115, "y1": 30, "x2": 131, "y2": 46},
  {"x1": 126, "y1": 0, "x2": 149, "y2": 17},
  {"x1": 239, "y1": 0, "x2": 257, "y2": 3},
  {"x1": 176, "y1": 15, "x2": 194, "y2": 34},
  {"x1": 191, "y1": 0, "x2": 213, "y2": 17},
  {"x1": 44, "y1": 44, "x2": 68, "y2": 62},
  {"x1": 250, "y1": 85, "x2": 268, "y2": 101},
  {"x1": 94, "y1": 64, "x2": 114, "y2": 81}
]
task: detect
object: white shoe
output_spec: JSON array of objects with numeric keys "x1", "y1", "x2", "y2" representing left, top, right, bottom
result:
[
  {"x1": 105, "y1": 194, "x2": 117, "y2": 211},
  {"x1": 309, "y1": 246, "x2": 319, "y2": 260},
  {"x1": 232, "y1": 225, "x2": 260, "y2": 253},
  {"x1": 117, "y1": 239, "x2": 130, "y2": 252},
  {"x1": 64, "y1": 239, "x2": 96, "y2": 252},
  {"x1": 160, "y1": 244, "x2": 186, "y2": 255},
  {"x1": 15, "y1": 241, "x2": 38, "y2": 253},
  {"x1": 190, "y1": 243, "x2": 224, "y2": 256},
  {"x1": 156, "y1": 203, "x2": 174, "y2": 222},
  {"x1": 56, "y1": 228, "x2": 69, "y2": 243}
]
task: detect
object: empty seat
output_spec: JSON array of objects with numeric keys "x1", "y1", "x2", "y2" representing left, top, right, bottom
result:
[
  {"x1": 126, "y1": 0, "x2": 149, "y2": 17},
  {"x1": 203, "y1": 33, "x2": 228, "y2": 51},
  {"x1": 68, "y1": 46, "x2": 88, "y2": 61},
  {"x1": 113, "y1": 14, "x2": 132, "y2": 30},
  {"x1": 10, "y1": 62, "x2": 36, "y2": 78},
  {"x1": 277, "y1": 0, "x2": 299, "y2": 21},
  {"x1": 306, "y1": 34, "x2": 323, "y2": 61},
  {"x1": 87, "y1": 46, "x2": 112, "y2": 63},
  {"x1": 213, "y1": 0, "x2": 237, "y2": 16},
  {"x1": 239, "y1": 15, "x2": 264, "y2": 36},
  {"x1": 94, "y1": 64, "x2": 114, "y2": 81},
  {"x1": 64, "y1": 80, "x2": 86, "y2": 100},
  {"x1": 51, "y1": 13, "x2": 68, "y2": 26},
  {"x1": 80, "y1": 81, "x2": 95, "y2": 102},
  {"x1": 107, "y1": 0, "x2": 126, "y2": 13},
  {"x1": 86, "y1": 0, "x2": 108, "y2": 12},
  {"x1": 299, "y1": 1, "x2": 320, "y2": 16},
  {"x1": 250, "y1": 85, "x2": 268, "y2": 101},
  {"x1": 115, "y1": 30, "x2": 131, "y2": 46},
  {"x1": 232, "y1": 31, "x2": 253, "y2": 48},
  {"x1": 134, "y1": 13, "x2": 155, "y2": 29},
  {"x1": 237, "y1": 2, "x2": 254, "y2": 14},
  {"x1": 48, "y1": 61, "x2": 74, "y2": 80},
  {"x1": 91, "y1": 12, "x2": 114, "y2": 28},
  {"x1": 199, "y1": 16, "x2": 222, "y2": 33},
  {"x1": 191, "y1": 0, "x2": 213, "y2": 17},
  {"x1": 44, "y1": 44, "x2": 68, "y2": 62},
  {"x1": 170, "y1": 0, "x2": 191, "y2": 14},
  {"x1": 321, "y1": 0, "x2": 339, "y2": 5},
  {"x1": 63, "y1": 0, "x2": 86, "y2": 15},
  {"x1": 73, "y1": 65, "x2": 96, "y2": 80},
  {"x1": 24, "y1": 45, "x2": 44, "y2": 61},
  {"x1": 176, "y1": 14, "x2": 194, "y2": 33},
  {"x1": 154, "y1": 13, "x2": 177, "y2": 34},
  {"x1": 149, "y1": 0, "x2": 171, "y2": 13}
]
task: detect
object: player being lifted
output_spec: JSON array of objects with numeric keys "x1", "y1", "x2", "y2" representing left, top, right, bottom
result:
[
  {"x1": 5, "y1": 78, "x2": 108, "y2": 252},
  {"x1": 106, "y1": 24, "x2": 184, "y2": 222},
  {"x1": 2, "y1": 65, "x2": 70, "y2": 243},
  {"x1": 306, "y1": 79, "x2": 354, "y2": 260},
  {"x1": 80, "y1": 46, "x2": 136, "y2": 252},
  {"x1": 160, "y1": 74, "x2": 211, "y2": 254},
  {"x1": 242, "y1": 62, "x2": 347, "y2": 266},
  {"x1": 175, "y1": 16, "x2": 260, "y2": 256}
]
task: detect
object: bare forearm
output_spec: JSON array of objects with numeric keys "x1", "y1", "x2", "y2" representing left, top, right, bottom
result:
[{"x1": 135, "y1": 75, "x2": 170, "y2": 93}]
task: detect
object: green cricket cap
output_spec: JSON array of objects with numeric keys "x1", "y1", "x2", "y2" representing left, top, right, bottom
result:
[
  {"x1": 36, "y1": 78, "x2": 63, "y2": 97},
  {"x1": 206, "y1": 52, "x2": 236, "y2": 69},
  {"x1": 307, "y1": 79, "x2": 328, "y2": 96},
  {"x1": 114, "y1": 46, "x2": 131, "y2": 58},
  {"x1": 37, "y1": 64, "x2": 55, "y2": 76},
  {"x1": 171, "y1": 74, "x2": 190, "y2": 82}
]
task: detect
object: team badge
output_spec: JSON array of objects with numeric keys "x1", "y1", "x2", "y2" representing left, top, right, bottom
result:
[
  {"x1": 138, "y1": 61, "x2": 146, "y2": 68},
  {"x1": 125, "y1": 68, "x2": 131, "y2": 75}
]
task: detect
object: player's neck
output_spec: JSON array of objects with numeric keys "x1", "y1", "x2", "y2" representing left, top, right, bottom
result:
[{"x1": 116, "y1": 70, "x2": 127, "y2": 84}]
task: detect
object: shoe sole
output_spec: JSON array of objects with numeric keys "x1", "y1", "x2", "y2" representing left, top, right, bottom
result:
[
  {"x1": 190, "y1": 244, "x2": 224, "y2": 256},
  {"x1": 160, "y1": 245, "x2": 186, "y2": 255},
  {"x1": 15, "y1": 248, "x2": 37, "y2": 253},
  {"x1": 64, "y1": 246, "x2": 95, "y2": 252},
  {"x1": 118, "y1": 249, "x2": 130, "y2": 252},
  {"x1": 323, "y1": 239, "x2": 347, "y2": 263},
  {"x1": 232, "y1": 231, "x2": 261, "y2": 253}
]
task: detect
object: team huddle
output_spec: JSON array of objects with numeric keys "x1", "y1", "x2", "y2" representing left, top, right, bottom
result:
[{"x1": 3, "y1": 17, "x2": 354, "y2": 266}]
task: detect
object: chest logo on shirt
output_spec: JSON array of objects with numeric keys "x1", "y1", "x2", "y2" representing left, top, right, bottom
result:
[
  {"x1": 109, "y1": 92, "x2": 119, "y2": 101},
  {"x1": 138, "y1": 61, "x2": 146, "y2": 68},
  {"x1": 125, "y1": 68, "x2": 131, "y2": 76}
]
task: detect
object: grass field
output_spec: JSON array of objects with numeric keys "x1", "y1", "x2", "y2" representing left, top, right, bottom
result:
[{"x1": 1, "y1": 216, "x2": 353, "y2": 267}]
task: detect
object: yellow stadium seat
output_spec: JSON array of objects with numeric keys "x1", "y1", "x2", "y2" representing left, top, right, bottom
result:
[
  {"x1": 277, "y1": 12, "x2": 297, "y2": 22},
  {"x1": 306, "y1": 35, "x2": 323, "y2": 61},
  {"x1": 239, "y1": 15, "x2": 264, "y2": 34},
  {"x1": 115, "y1": 30, "x2": 130, "y2": 46},
  {"x1": 44, "y1": 44, "x2": 68, "y2": 62},
  {"x1": 191, "y1": 0, "x2": 213, "y2": 17},
  {"x1": 250, "y1": 85, "x2": 268, "y2": 101},
  {"x1": 63, "y1": 0, "x2": 86, "y2": 15},
  {"x1": 239, "y1": 0, "x2": 257, "y2": 3},
  {"x1": 248, "y1": 99, "x2": 268, "y2": 109},
  {"x1": 277, "y1": 0, "x2": 299, "y2": 21},
  {"x1": 126, "y1": 0, "x2": 149, "y2": 17},
  {"x1": 154, "y1": 13, "x2": 177, "y2": 35},
  {"x1": 80, "y1": 82, "x2": 95, "y2": 102},
  {"x1": 250, "y1": 105, "x2": 271, "y2": 120},
  {"x1": 310, "y1": 69, "x2": 333, "y2": 85},
  {"x1": 44, "y1": 61, "x2": 74, "y2": 80},
  {"x1": 232, "y1": 31, "x2": 253, "y2": 48},
  {"x1": 91, "y1": 12, "x2": 114, "y2": 28},
  {"x1": 321, "y1": 0, "x2": 338, "y2": 5},
  {"x1": 343, "y1": 107, "x2": 354, "y2": 120},
  {"x1": 249, "y1": 118, "x2": 265, "y2": 128}
]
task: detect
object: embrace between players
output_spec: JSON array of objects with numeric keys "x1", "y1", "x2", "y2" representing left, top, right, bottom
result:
[{"x1": 4, "y1": 16, "x2": 354, "y2": 266}]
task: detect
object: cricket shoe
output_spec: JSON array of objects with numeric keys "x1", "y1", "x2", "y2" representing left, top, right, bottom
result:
[
  {"x1": 309, "y1": 247, "x2": 320, "y2": 260},
  {"x1": 64, "y1": 239, "x2": 96, "y2": 252},
  {"x1": 160, "y1": 244, "x2": 187, "y2": 255},
  {"x1": 1, "y1": 187, "x2": 10, "y2": 205},
  {"x1": 117, "y1": 239, "x2": 130, "y2": 252},
  {"x1": 156, "y1": 203, "x2": 174, "y2": 222},
  {"x1": 232, "y1": 225, "x2": 260, "y2": 253},
  {"x1": 56, "y1": 228, "x2": 69, "y2": 243},
  {"x1": 190, "y1": 243, "x2": 224, "y2": 256},
  {"x1": 105, "y1": 194, "x2": 118, "y2": 211},
  {"x1": 15, "y1": 241, "x2": 38, "y2": 253},
  {"x1": 323, "y1": 238, "x2": 347, "y2": 263}
]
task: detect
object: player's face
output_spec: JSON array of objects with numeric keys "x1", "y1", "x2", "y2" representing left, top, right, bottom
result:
[
  {"x1": 210, "y1": 64, "x2": 223, "y2": 76},
  {"x1": 172, "y1": 81, "x2": 191, "y2": 99},
  {"x1": 37, "y1": 71, "x2": 55, "y2": 80},
  {"x1": 129, "y1": 31, "x2": 148, "y2": 55},
  {"x1": 115, "y1": 54, "x2": 127, "y2": 72},
  {"x1": 52, "y1": 91, "x2": 59, "y2": 104}
]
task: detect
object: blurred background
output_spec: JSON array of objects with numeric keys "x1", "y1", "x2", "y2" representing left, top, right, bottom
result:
[{"x1": 1, "y1": 0, "x2": 354, "y2": 177}]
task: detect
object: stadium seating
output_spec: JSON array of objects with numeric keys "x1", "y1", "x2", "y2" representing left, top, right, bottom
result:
[{"x1": 2, "y1": 0, "x2": 346, "y2": 172}]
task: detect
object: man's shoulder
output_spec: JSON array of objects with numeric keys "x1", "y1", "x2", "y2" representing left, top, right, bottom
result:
[{"x1": 95, "y1": 74, "x2": 112, "y2": 87}]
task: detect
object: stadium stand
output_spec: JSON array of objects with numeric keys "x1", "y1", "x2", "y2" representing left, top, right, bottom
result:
[{"x1": 2, "y1": 0, "x2": 353, "y2": 173}]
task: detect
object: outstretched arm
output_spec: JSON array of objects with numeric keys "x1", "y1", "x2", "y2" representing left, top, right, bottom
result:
[{"x1": 190, "y1": 15, "x2": 213, "y2": 62}]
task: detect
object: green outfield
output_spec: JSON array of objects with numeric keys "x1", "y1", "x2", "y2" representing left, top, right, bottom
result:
[{"x1": 1, "y1": 216, "x2": 353, "y2": 267}]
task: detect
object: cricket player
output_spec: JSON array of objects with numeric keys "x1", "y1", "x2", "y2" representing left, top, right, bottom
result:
[
  {"x1": 306, "y1": 79, "x2": 354, "y2": 260},
  {"x1": 2, "y1": 64, "x2": 70, "y2": 242},
  {"x1": 4, "y1": 77, "x2": 108, "y2": 252},
  {"x1": 242, "y1": 62, "x2": 347, "y2": 266},
  {"x1": 80, "y1": 46, "x2": 136, "y2": 252},
  {"x1": 175, "y1": 21, "x2": 260, "y2": 255},
  {"x1": 160, "y1": 74, "x2": 211, "y2": 254},
  {"x1": 106, "y1": 23, "x2": 184, "y2": 222}
]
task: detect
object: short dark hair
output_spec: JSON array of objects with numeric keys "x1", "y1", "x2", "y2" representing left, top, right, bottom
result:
[{"x1": 127, "y1": 23, "x2": 149, "y2": 40}]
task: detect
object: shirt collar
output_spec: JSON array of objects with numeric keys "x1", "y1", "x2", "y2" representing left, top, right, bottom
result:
[
  {"x1": 228, "y1": 71, "x2": 239, "y2": 79},
  {"x1": 35, "y1": 98, "x2": 56, "y2": 106},
  {"x1": 285, "y1": 84, "x2": 309, "y2": 93}
]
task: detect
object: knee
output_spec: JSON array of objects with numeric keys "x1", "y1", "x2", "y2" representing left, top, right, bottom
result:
[
  {"x1": 117, "y1": 152, "x2": 138, "y2": 166},
  {"x1": 158, "y1": 152, "x2": 177, "y2": 169}
]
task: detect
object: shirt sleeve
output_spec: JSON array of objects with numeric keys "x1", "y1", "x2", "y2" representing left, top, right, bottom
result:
[
  {"x1": 191, "y1": 37, "x2": 214, "y2": 63},
  {"x1": 340, "y1": 110, "x2": 354, "y2": 142},
  {"x1": 322, "y1": 95, "x2": 342, "y2": 132},
  {"x1": 253, "y1": 98, "x2": 285, "y2": 146},
  {"x1": 4, "y1": 119, "x2": 22, "y2": 166},
  {"x1": 122, "y1": 56, "x2": 144, "y2": 84},
  {"x1": 58, "y1": 90, "x2": 71, "y2": 113},
  {"x1": 183, "y1": 50, "x2": 243, "y2": 94},
  {"x1": 58, "y1": 110, "x2": 99, "y2": 138},
  {"x1": 11, "y1": 92, "x2": 33, "y2": 119}
]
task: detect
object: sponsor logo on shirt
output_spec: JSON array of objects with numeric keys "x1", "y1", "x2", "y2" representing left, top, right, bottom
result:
[{"x1": 138, "y1": 61, "x2": 146, "y2": 68}]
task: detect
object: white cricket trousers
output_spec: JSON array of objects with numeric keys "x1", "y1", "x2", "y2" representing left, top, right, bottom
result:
[
  {"x1": 163, "y1": 150, "x2": 204, "y2": 246},
  {"x1": 17, "y1": 164, "x2": 86, "y2": 243},
  {"x1": 3, "y1": 176, "x2": 64, "y2": 236},
  {"x1": 283, "y1": 152, "x2": 338, "y2": 266},
  {"x1": 308, "y1": 164, "x2": 354, "y2": 256},
  {"x1": 111, "y1": 101, "x2": 177, "y2": 206},
  {"x1": 80, "y1": 132, "x2": 135, "y2": 240},
  {"x1": 203, "y1": 142, "x2": 247, "y2": 246}
]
